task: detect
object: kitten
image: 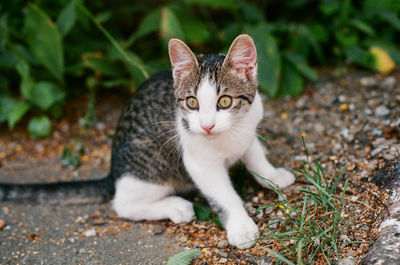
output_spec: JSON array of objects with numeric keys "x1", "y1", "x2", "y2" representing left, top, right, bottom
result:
[
  {"x1": 0, "y1": 34, "x2": 294, "y2": 249},
  {"x1": 111, "y1": 34, "x2": 294, "y2": 249}
]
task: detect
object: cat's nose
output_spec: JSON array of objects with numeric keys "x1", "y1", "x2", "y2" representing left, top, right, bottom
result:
[{"x1": 201, "y1": 124, "x2": 215, "y2": 134}]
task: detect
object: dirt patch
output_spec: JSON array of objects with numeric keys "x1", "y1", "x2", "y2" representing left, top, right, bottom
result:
[{"x1": 0, "y1": 71, "x2": 399, "y2": 264}]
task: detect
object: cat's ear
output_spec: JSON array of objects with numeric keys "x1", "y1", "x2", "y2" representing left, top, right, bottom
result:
[
  {"x1": 168, "y1": 38, "x2": 198, "y2": 80},
  {"x1": 223, "y1": 34, "x2": 257, "y2": 81}
]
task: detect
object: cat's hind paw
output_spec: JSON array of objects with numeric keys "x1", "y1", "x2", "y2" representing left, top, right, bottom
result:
[
  {"x1": 166, "y1": 197, "x2": 195, "y2": 224},
  {"x1": 226, "y1": 216, "x2": 259, "y2": 249}
]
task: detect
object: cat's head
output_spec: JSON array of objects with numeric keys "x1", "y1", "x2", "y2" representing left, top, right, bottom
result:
[{"x1": 168, "y1": 34, "x2": 258, "y2": 137}]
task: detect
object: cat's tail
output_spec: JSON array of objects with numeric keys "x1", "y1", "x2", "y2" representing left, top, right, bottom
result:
[{"x1": 0, "y1": 175, "x2": 115, "y2": 204}]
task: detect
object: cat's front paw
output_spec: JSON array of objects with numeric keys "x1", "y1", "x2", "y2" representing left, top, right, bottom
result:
[
  {"x1": 167, "y1": 197, "x2": 195, "y2": 224},
  {"x1": 226, "y1": 216, "x2": 259, "y2": 249},
  {"x1": 271, "y1": 168, "x2": 295, "y2": 188}
]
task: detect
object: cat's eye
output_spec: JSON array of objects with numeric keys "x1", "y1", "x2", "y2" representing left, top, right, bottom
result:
[
  {"x1": 218, "y1": 96, "x2": 232, "y2": 109},
  {"x1": 186, "y1": 97, "x2": 199, "y2": 110}
]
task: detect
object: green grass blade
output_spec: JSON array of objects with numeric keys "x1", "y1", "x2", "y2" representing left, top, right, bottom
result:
[
  {"x1": 264, "y1": 248, "x2": 295, "y2": 265},
  {"x1": 296, "y1": 238, "x2": 304, "y2": 264},
  {"x1": 75, "y1": 1, "x2": 149, "y2": 79}
]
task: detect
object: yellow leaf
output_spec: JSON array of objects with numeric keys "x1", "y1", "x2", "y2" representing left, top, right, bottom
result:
[
  {"x1": 278, "y1": 204, "x2": 291, "y2": 214},
  {"x1": 369, "y1": 46, "x2": 396, "y2": 74},
  {"x1": 340, "y1": 103, "x2": 348, "y2": 111}
]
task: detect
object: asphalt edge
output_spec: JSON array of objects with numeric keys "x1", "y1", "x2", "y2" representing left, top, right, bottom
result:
[{"x1": 362, "y1": 159, "x2": 400, "y2": 264}]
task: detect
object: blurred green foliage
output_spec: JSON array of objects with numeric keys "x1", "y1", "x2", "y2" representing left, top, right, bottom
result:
[{"x1": 0, "y1": 0, "x2": 399, "y2": 137}]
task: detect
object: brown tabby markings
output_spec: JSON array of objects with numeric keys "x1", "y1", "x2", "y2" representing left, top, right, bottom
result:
[{"x1": 174, "y1": 54, "x2": 257, "y2": 113}]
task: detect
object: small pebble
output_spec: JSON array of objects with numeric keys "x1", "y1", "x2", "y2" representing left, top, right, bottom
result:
[
  {"x1": 84, "y1": 228, "x2": 96, "y2": 237},
  {"x1": 296, "y1": 98, "x2": 306, "y2": 109},
  {"x1": 217, "y1": 250, "x2": 228, "y2": 258},
  {"x1": 383, "y1": 153, "x2": 395, "y2": 160},
  {"x1": 371, "y1": 148, "x2": 382, "y2": 157},
  {"x1": 340, "y1": 234, "x2": 351, "y2": 242},
  {"x1": 96, "y1": 122, "x2": 106, "y2": 130},
  {"x1": 217, "y1": 240, "x2": 228, "y2": 248},
  {"x1": 258, "y1": 260, "x2": 273, "y2": 265},
  {"x1": 380, "y1": 76, "x2": 396, "y2": 90},
  {"x1": 375, "y1": 105, "x2": 390, "y2": 117},
  {"x1": 0, "y1": 219, "x2": 5, "y2": 231},
  {"x1": 314, "y1": 123, "x2": 325, "y2": 134},
  {"x1": 338, "y1": 257, "x2": 355, "y2": 265},
  {"x1": 34, "y1": 144, "x2": 44, "y2": 153},
  {"x1": 219, "y1": 258, "x2": 228, "y2": 263},
  {"x1": 341, "y1": 128, "x2": 354, "y2": 142},
  {"x1": 75, "y1": 215, "x2": 87, "y2": 224},
  {"x1": 360, "y1": 77, "x2": 377, "y2": 87}
]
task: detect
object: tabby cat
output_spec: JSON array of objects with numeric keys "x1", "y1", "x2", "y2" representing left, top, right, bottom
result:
[
  {"x1": 111, "y1": 34, "x2": 295, "y2": 249},
  {"x1": 0, "y1": 34, "x2": 295, "y2": 249}
]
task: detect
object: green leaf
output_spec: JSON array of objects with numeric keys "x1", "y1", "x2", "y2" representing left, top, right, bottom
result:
[
  {"x1": 0, "y1": 94, "x2": 17, "y2": 123},
  {"x1": 386, "y1": 47, "x2": 400, "y2": 65},
  {"x1": 166, "y1": 249, "x2": 200, "y2": 265},
  {"x1": 194, "y1": 204, "x2": 211, "y2": 221},
  {"x1": 30, "y1": 81, "x2": 66, "y2": 111},
  {"x1": 74, "y1": 0, "x2": 91, "y2": 30},
  {"x1": 284, "y1": 52, "x2": 317, "y2": 81},
  {"x1": 185, "y1": 0, "x2": 238, "y2": 9},
  {"x1": 83, "y1": 53, "x2": 122, "y2": 77},
  {"x1": 24, "y1": 3, "x2": 64, "y2": 82},
  {"x1": 160, "y1": 7, "x2": 185, "y2": 44},
  {"x1": 96, "y1": 11, "x2": 112, "y2": 24},
  {"x1": 320, "y1": 0, "x2": 340, "y2": 15},
  {"x1": 173, "y1": 8, "x2": 210, "y2": 44},
  {"x1": 16, "y1": 60, "x2": 29, "y2": 78},
  {"x1": 127, "y1": 9, "x2": 161, "y2": 46},
  {"x1": 239, "y1": 1, "x2": 266, "y2": 24},
  {"x1": 211, "y1": 217, "x2": 223, "y2": 227},
  {"x1": 123, "y1": 51, "x2": 150, "y2": 87},
  {"x1": 0, "y1": 50, "x2": 19, "y2": 68},
  {"x1": 306, "y1": 23, "x2": 326, "y2": 62},
  {"x1": 20, "y1": 75, "x2": 35, "y2": 99},
  {"x1": 308, "y1": 23, "x2": 329, "y2": 43},
  {"x1": 349, "y1": 19, "x2": 375, "y2": 36},
  {"x1": 345, "y1": 46, "x2": 375, "y2": 69},
  {"x1": 279, "y1": 60, "x2": 304, "y2": 97},
  {"x1": 247, "y1": 25, "x2": 281, "y2": 97},
  {"x1": 28, "y1": 115, "x2": 51, "y2": 138},
  {"x1": 289, "y1": 25, "x2": 311, "y2": 58},
  {"x1": 334, "y1": 29, "x2": 358, "y2": 49},
  {"x1": 8, "y1": 102, "x2": 30, "y2": 129},
  {"x1": 75, "y1": 1, "x2": 149, "y2": 80},
  {"x1": 377, "y1": 10, "x2": 400, "y2": 31},
  {"x1": 16, "y1": 60, "x2": 35, "y2": 99},
  {"x1": 56, "y1": 0, "x2": 77, "y2": 37},
  {"x1": 61, "y1": 148, "x2": 81, "y2": 168}
]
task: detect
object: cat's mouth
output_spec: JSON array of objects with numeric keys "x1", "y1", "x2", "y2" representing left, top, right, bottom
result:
[{"x1": 203, "y1": 133, "x2": 218, "y2": 139}]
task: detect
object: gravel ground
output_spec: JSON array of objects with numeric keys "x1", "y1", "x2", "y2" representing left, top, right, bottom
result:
[
  {"x1": 0, "y1": 70, "x2": 399, "y2": 264},
  {"x1": 0, "y1": 202, "x2": 182, "y2": 264},
  {"x1": 170, "y1": 71, "x2": 399, "y2": 264}
]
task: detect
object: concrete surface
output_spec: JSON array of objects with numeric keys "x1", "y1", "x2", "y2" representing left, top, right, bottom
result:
[{"x1": 0, "y1": 161, "x2": 182, "y2": 265}]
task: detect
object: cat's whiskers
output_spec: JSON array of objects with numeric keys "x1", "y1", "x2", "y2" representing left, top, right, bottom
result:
[
  {"x1": 156, "y1": 133, "x2": 179, "y2": 160},
  {"x1": 225, "y1": 126, "x2": 251, "y2": 147},
  {"x1": 152, "y1": 127, "x2": 177, "y2": 143}
]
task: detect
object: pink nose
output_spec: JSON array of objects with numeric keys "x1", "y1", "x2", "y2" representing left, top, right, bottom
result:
[{"x1": 201, "y1": 124, "x2": 215, "y2": 134}]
